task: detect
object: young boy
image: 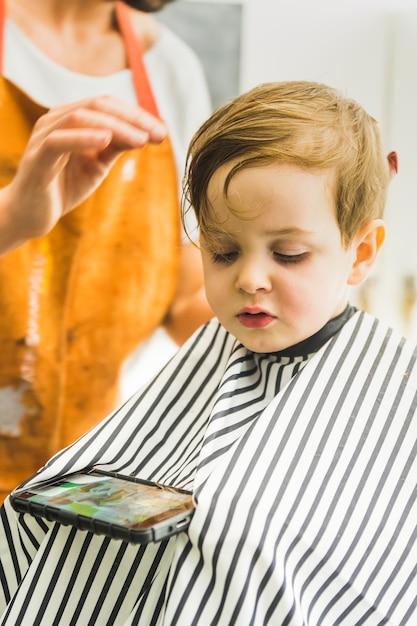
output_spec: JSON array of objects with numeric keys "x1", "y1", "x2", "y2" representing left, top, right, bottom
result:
[{"x1": 0, "y1": 81, "x2": 415, "y2": 625}]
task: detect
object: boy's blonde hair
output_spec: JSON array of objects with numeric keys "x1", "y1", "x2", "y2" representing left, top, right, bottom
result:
[{"x1": 183, "y1": 81, "x2": 390, "y2": 247}]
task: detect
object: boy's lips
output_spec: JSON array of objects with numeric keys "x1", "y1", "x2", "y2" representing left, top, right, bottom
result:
[{"x1": 236, "y1": 307, "x2": 276, "y2": 329}]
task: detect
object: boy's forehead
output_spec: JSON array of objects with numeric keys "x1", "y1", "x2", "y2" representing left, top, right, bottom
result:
[
  {"x1": 202, "y1": 161, "x2": 340, "y2": 240},
  {"x1": 206, "y1": 161, "x2": 336, "y2": 207},
  {"x1": 206, "y1": 162, "x2": 233, "y2": 199}
]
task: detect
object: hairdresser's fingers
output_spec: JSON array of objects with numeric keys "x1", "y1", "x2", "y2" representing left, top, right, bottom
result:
[
  {"x1": 82, "y1": 95, "x2": 167, "y2": 143},
  {"x1": 11, "y1": 129, "x2": 111, "y2": 195},
  {"x1": 32, "y1": 95, "x2": 167, "y2": 147},
  {"x1": 41, "y1": 94, "x2": 165, "y2": 133},
  {"x1": 6, "y1": 134, "x2": 113, "y2": 234},
  {"x1": 1, "y1": 96, "x2": 168, "y2": 246}
]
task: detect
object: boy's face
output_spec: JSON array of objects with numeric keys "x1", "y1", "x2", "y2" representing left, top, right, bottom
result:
[{"x1": 201, "y1": 162, "x2": 360, "y2": 353}]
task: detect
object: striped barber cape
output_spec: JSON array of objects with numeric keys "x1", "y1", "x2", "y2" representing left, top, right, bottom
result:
[{"x1": 0, "y1": 311, "x2": 416, "y2": 625}]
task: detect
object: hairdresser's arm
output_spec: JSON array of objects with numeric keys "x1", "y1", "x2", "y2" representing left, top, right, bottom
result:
[
  {"x1": 164, "y1": 242, "x2": 214, "y2": 345},
  {"x1": 0, "y1": 95, "x2": 167, "y2": 256}
]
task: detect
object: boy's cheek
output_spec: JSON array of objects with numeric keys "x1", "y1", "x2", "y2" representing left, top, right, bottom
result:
[
  {"x1": 278, "y1": 281, "x2": 317, "y2": 315},
  {"x1": 203, "y1": 279, "x2": 222, "y2": 306}
]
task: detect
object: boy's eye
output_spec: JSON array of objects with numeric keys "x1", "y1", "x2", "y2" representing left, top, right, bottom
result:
[
  {"x1": 211, "y1": 251, "x2": 239, "y2": 264},
  {"x1": 273, "y1": 252, "x2": 308, "y2": 264}
]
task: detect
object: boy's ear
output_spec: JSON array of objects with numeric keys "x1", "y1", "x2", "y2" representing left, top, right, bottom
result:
[{"x1": 347, "y1": 219, "x2": 386, "y2": 286}]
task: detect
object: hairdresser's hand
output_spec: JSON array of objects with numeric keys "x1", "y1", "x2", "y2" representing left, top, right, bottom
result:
[{"x1": 0, "y1": 95, "x2": 167, "y2": 255}]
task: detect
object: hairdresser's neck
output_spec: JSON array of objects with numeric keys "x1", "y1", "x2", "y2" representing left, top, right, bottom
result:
[
  {"x1": 6, "y1": 0, "x2": 159, "y2": 74},
  {"x1": 7, "y1": 0, "x2": 116, "y2": 30}
]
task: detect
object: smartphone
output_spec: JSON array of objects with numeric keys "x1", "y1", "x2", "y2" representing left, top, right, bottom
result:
[{"x1": 10, "y1": 468, "x2": 195, "y2": 544}]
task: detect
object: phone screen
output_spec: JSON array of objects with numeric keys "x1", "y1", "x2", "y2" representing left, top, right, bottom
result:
[{"x1": 11, "y1": 470, "x2": 195, "y2": 543}]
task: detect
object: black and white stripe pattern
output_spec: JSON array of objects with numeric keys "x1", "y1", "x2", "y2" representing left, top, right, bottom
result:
[{"x1": 1, "y1": 312, "x2": 416, "y2": 625}]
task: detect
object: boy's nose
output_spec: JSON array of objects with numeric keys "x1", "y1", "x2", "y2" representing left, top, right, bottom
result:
[{"x1": 235, "y1": 259, "x2": 272, "y2": 294}]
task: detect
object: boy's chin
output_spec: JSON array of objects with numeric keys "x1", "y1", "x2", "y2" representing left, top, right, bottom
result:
[{"x1": 235, "y1": 333, "x2": 292, "y2": 355}]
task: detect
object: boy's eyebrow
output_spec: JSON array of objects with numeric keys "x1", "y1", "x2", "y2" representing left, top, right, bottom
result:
[
  {"x1": 206, "y1": 227, "x2": 314, "y2": 239},
  {"x1": 263, "y1": 227, "x2": 314, "y2": 237}
]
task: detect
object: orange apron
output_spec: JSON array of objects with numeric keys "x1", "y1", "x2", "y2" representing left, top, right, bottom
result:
[{"x1": 0, "y1": 1, "x2": 180, "y2": 500}]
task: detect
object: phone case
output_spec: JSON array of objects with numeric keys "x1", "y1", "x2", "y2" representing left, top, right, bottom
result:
[{"x1": 10, "y1": 468, "x2": 195, "y2": 544}]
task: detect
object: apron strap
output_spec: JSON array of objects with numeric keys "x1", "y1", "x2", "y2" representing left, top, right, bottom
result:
[
  {"x1": 115, "y1": 1, "x2": 159, "y2": 117},
  {"x1": 0, "y1": 0, "x2": 159, "y2": 116}
]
